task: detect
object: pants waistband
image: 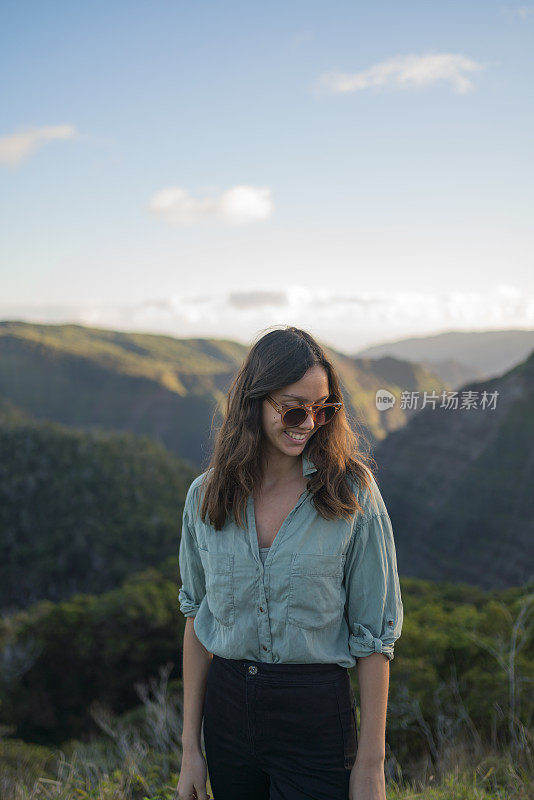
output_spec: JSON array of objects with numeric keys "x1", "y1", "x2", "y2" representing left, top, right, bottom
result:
[{"x1": 212, "y1": 653, "x2": 348, "y2": 678}]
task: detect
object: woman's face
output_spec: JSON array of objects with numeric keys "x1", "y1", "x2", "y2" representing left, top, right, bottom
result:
[{"x1": 261, "y1": 364, "x2": 330, "y2": 458}]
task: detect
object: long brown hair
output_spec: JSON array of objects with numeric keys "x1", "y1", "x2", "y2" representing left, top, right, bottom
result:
[{"x1": 199, "y1": 325, "x2": 376, "y2": 530}]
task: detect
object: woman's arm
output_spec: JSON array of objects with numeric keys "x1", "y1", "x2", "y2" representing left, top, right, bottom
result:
[
  {"x1": 349, "y1": 651, "x2": 389, "y2": 799},
  {"x1": 177, "y1": 618, "x2": 213, "y2": 800},
  {"x1": 355, "y1": 652, "x2": 389, "y2": 765},
  {"x1": 343, "y1": 505, "x2": 403, "y2": 799},
  {"x1": 181, "y1": 617, "x2": 212, "y2": 754},
  {"x1": 178, "y1": 479, "x2": 209, "y2": 753},
  {"x1": 177, "y1": 481, "x2": 212, "y2": 798}
]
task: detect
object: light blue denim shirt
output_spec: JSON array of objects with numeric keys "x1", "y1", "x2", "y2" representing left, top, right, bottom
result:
[{"x1": 178, "y1": 452, "x2": 403, "y2": 667}]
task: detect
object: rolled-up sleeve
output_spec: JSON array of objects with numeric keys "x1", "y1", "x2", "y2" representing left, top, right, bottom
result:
[
  {"x1": 344, "y1": 511, "x2": 403, "y2": 661},
  {"x1": 178, "y1": 485, "x2": 206, "y2": 618}
]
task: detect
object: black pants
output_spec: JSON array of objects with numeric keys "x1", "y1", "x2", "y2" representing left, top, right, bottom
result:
[{"x1": 202, "y1": 654, "x2": 358, "y2": 800}]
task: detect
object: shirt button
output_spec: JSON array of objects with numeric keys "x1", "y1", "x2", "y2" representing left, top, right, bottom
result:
[
  {"x1": 262, "y1": 645, "x2": 268, "y2": 651},
  {"x1": 388, "y1": 620, "x2": 394, "y2": 626},
  {"x1": 248, "y1": 665, "x2": 258, "y2": 675},
  {"x1": 259, "y1": 606, "x2": 264, "y2": 612}
]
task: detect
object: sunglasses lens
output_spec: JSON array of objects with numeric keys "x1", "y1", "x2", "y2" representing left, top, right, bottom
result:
[
  {"x1": 283, "y1": 407, "x2": 308, "y2": 427},
  {"x1": 282, "y1": 404, "x2": 339, "y2": 427},
  {"x1": 315, "y1": 405, "x2": 337, "y2": 425}
]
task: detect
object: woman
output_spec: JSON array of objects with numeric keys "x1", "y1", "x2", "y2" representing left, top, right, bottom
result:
[{"x1": 177, "y1": 326, "x2": 403, "y2": 800}]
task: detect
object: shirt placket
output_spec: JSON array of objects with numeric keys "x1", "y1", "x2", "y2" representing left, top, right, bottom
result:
[{"x1": 246, "y1": 491, "x2": 309, "y2": 662}]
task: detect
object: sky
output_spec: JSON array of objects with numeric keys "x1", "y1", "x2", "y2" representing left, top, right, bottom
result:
[{"x1": 1, "y1": 0, "x2": 533, "y2": 353}]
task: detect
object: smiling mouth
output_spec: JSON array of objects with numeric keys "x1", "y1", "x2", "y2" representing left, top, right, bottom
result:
[{"x1": 283, "y1": 430, "x2": 308, "y2": 442}]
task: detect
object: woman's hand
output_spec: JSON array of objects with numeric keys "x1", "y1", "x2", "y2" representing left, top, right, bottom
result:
[
  {"x1": 177, "y1": 746, "x2": 212, "y2": 800},
  {"x1": 349, "y1": 757, "x2": 386, "y2": 800}
]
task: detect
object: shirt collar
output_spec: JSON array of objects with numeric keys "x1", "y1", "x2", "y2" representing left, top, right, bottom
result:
[{"x1": 302, "y1": 451, "x2": 318, "y2": 477}]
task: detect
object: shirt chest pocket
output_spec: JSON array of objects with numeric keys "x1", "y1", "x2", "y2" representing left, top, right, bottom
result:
[
  {"x1": 287, "y1": 553, "x2": 346, "y2": 631},
  {"x1": 199, "y1": 550, "x2": 235, "y2": 627}
]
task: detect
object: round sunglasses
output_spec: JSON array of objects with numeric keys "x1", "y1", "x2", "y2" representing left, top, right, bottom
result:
[{"x1": 265, "y1": 395, "x2": 342, "y2": 428}]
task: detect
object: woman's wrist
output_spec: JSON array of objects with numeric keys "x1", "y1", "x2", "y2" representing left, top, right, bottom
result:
[
  {"x1": 354, "y1": 745, "x2": 385, "y2": 768},
  {"x1": 181, "y1": 736, "x2": 203, "y2": 755}
]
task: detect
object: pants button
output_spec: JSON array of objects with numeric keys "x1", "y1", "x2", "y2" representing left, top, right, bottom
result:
[{"x1": 248, "y1": 665, "x2": 258, "y2": 675}]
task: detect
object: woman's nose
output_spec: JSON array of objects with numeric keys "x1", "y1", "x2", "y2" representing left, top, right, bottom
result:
[{"x1": 301, "y1": 413, "x2": 315, "y2": 430}]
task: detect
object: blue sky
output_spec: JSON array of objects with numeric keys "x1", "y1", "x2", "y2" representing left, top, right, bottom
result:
[{"x1": 1, "y1": 0, "x2": 533, "y2": 351}]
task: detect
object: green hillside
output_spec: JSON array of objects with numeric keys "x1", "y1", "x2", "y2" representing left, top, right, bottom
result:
[
  {"x1": 0, "y1": 320, "x2": 248, "y2": 466},
  {"x1": 375, "y1": 349, "x2": 534, "y2": 589},
  {"x1": 327, "y1": 349, "x2": 445, "y2": 439},
  {"x1": 0, "y1": 412, "x2": 196, "y2": 611},
  {"x1": 0, "y1": 321, "x2": 447, "y2": 466},
  {"x1": 0, "y1": 395, "x2": 33, "y2": 425}
]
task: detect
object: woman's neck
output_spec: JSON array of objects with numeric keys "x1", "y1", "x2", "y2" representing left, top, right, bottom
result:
[{"x1": 260, "y1": 448, "x2": 302, "y2": 489}]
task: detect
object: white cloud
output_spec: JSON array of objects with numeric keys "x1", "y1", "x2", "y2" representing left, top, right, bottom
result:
[
  {"x1": 318, "y1": 52, "x2": 484, "y2": 95},
  {"x1": 148, "y1": 185, "x2": 275, "y2": 226},
  {"x1": 4, "y1": 285, "x2": 532, "y2": 353},
  {"x1": 228, "y1": 291, "x2": 289, "y2": 309},
  {"x1": 0, "y1": 124, "x2": 77, "y2": 165}
]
